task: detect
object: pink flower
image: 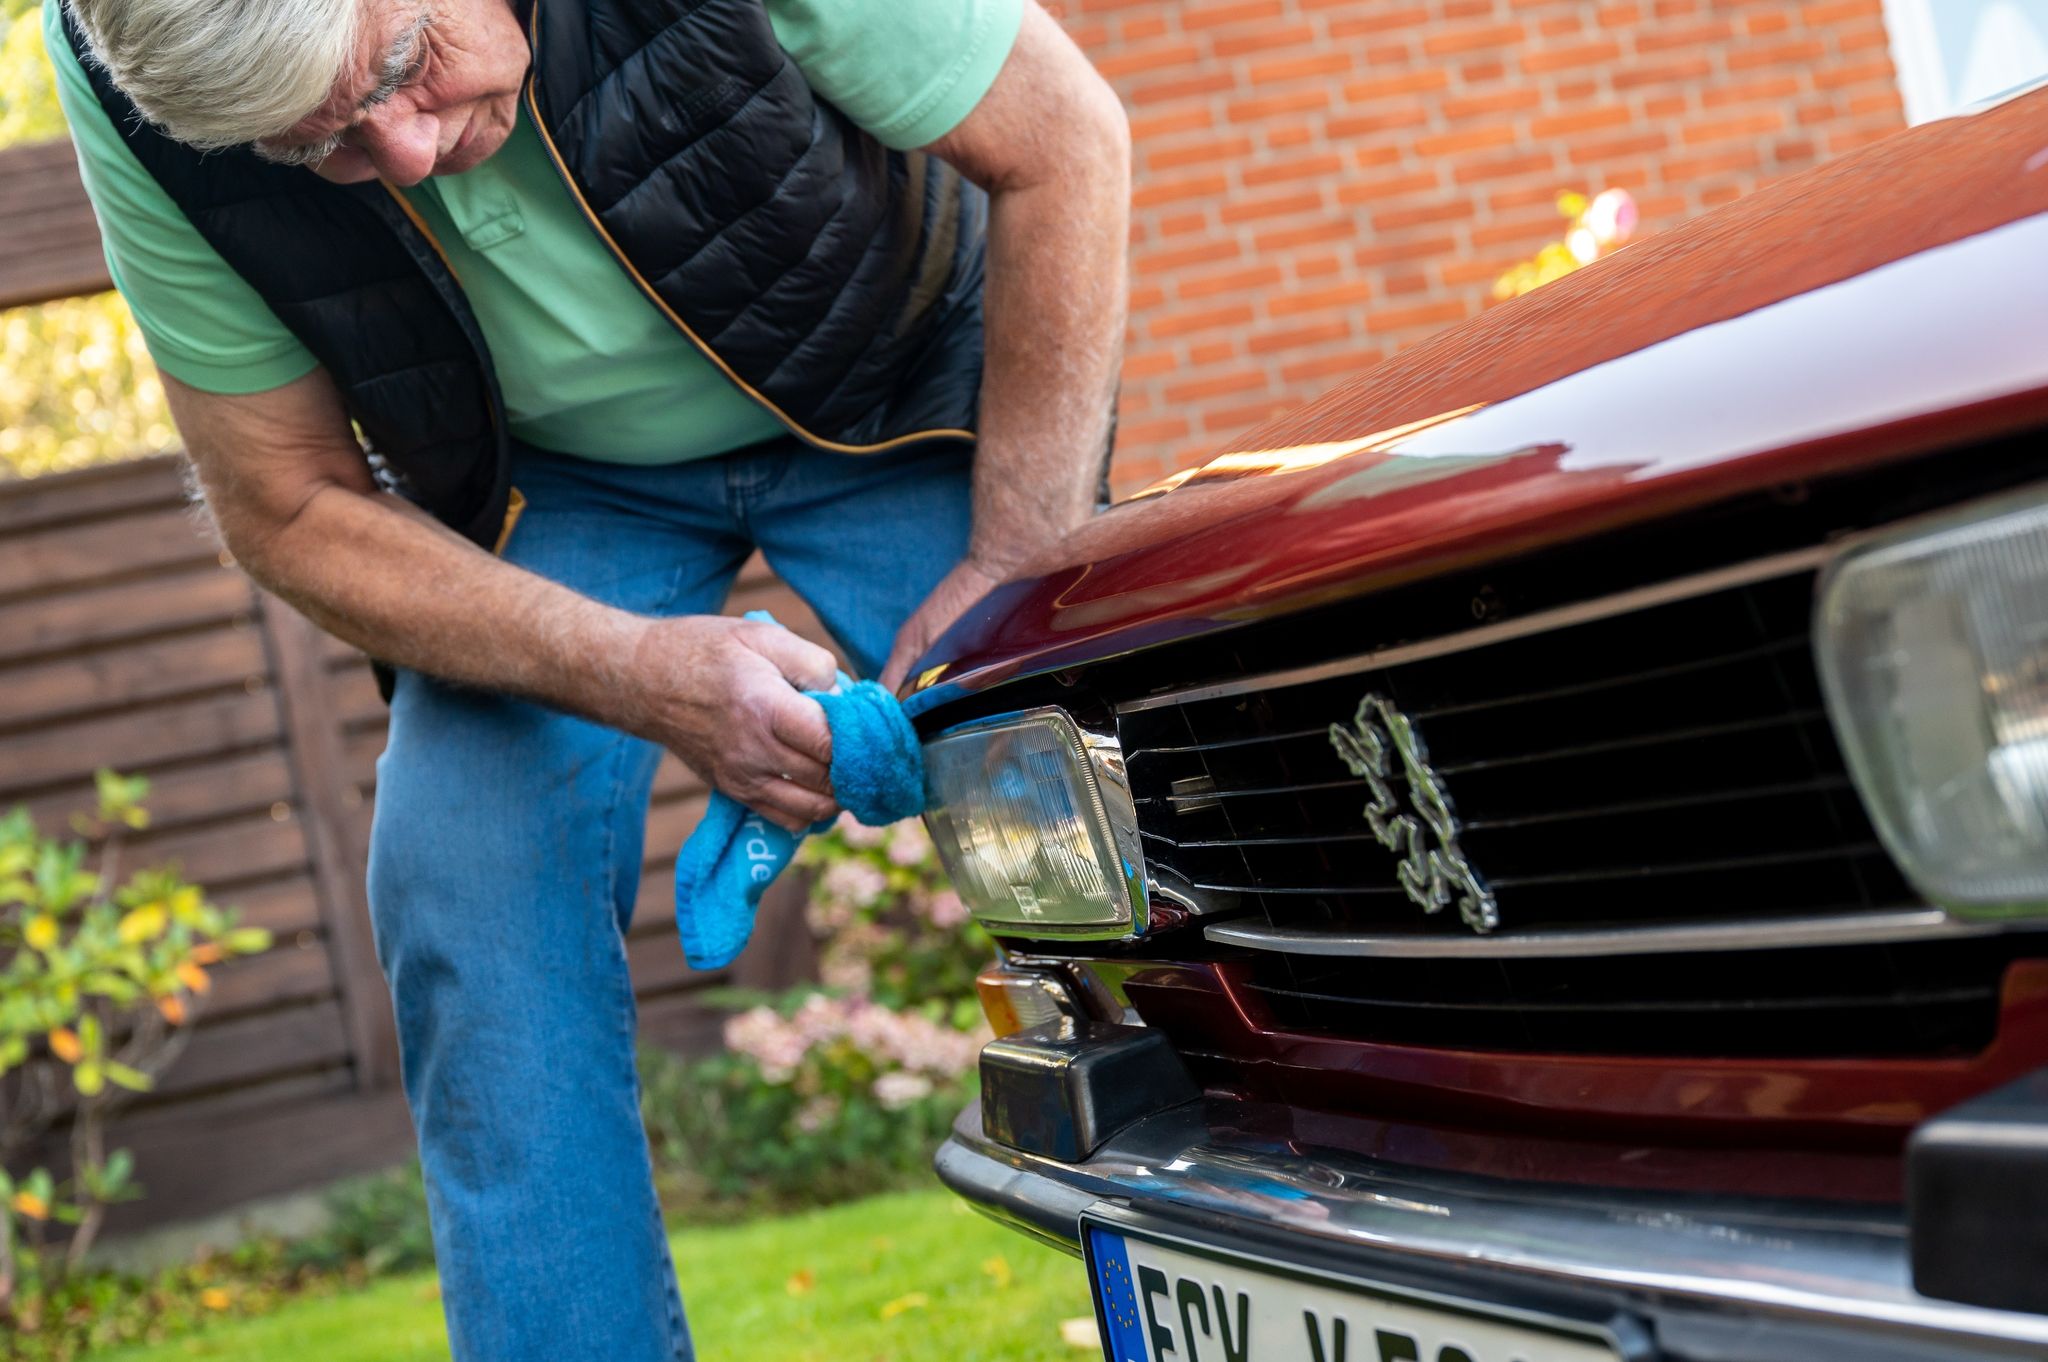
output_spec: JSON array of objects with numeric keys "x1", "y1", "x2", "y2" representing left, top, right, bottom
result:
[
  {"x1": 885, "y1": 820, "x2": 933, "y2": 867},
  {"x1": 872, "y1": 1072, "x2": 933, "y2": 1110},
  {"x1": 923, "y1": 889, "x2": 970, "y2": 929}
]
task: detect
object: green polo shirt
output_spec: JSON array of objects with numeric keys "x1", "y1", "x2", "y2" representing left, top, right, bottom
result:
[{"x1": 46, "y1": 0, "x2": 1020, "y2": 463}]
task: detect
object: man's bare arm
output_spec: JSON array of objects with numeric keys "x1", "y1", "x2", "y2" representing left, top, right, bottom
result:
[
  {"x1": 878, "y1": 1, "x2": 1130, "y2": 689},
  {"x1": 165, "y1": 369, "x2": 842, "y2": 831}
]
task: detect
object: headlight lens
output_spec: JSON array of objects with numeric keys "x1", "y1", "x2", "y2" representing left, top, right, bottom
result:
[
  {"x1": 922, "y1": 708, "x2": 1144, "y2": 937},
  {"x1": 1817, "y1": 489, "x2": 2048, "y2": 915}
]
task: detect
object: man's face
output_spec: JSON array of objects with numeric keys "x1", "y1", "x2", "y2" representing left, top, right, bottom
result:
[{"x1": 255, "y1": 0, "x2": 530, "y2": 186}]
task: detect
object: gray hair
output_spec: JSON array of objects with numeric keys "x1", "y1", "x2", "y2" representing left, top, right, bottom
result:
[{"x1": 64, "y1": 0, "x2": 366, "y2": 151}]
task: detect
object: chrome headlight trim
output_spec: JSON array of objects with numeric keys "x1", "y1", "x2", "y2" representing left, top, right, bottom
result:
[
  {"x1": 922, "y1": 706, "x2": 1149, "y2": 940},
  {"x1": 1815, "y1": 482, "x2": 2048, "y2": 921}
]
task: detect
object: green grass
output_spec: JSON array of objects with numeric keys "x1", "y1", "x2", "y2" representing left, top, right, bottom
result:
[{"x1": 94, "y1": 1189, "x2": 1095, "y2": 1362}]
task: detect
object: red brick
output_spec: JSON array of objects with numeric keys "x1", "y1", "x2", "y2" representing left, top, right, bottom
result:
[
  {"x1": 1128, "y1": 71, "x2": 1237, "y2": 105},
  {"x1": 1442, "y1": 254, "x2": 1515, "y2": 286},
  {"x1": 1342, "y1": 68, "x2": 1451, "y2": 102},
  {"x1": 1726, "y1": 38, "x2": 1826, "y2": 72},
  {"x1": 1681, "y1": 109, "x2": 1786, "y2": 144},
  {"x1": 1335, "y1": 168, "x2": 1443, "y2": 204},
  {"x1": 1247, "y1": 51, "x2": 1354, "y2": 84},
  {"x1": 1179, "y1": 0, "x2": 1285, "y2": 30},
  {"x1": 1188, "y1": 339, "x2": 1237, "y2": 365},
  {"x1": 1538, "y1": 14, "x2": 1584, "y2": 39},
  {"x1": 1847, "y1": 89, "x2": 1902, "y2": 119},
  {"x1": 1326, "y1": 102, "x2": 1432, "y2": 139},
  {"x1": 1255, "y1": 218, "x2": 1363, "y2": 252},
  {"x1": 1245, "y1": 319, "x2": 1359, "y2": 356},
  {"x1": 1134, "y1": 237, "x2": 1243, "y2": 275},
  {"x1": 1226, "y1": 88, "x2": 1331, "y2": 122},
  {"x1": 1132, "y1": 172, "x2": 1230, "y2": 208},
  {"x1": 1212, "y1": 24, "x2": 1318, "y2": 58},
  {"x1": 1354, "y1": 233, "x2": 1456, "y2": 267},
  {"x1": 1441, "y1": 87, "x2": 1545, "y2": 120},
  {"x1": 1662, "y1": 145, "x2": 1763, "y2": 180},
  {"x1": 1814, "y1": 59, "x2": 1898, "y2": 90},
  {"x1": 1461, "y1": 58, "x2": 1509, "y2": 83},
  {"x1": 1352, "y1": 141, "x2": 1404, "y2": 168},
  {"x1": 1147, "y1": 134, "x2": 1256, "y2": 170},
  {"x1": 1367, "y1": 299, "x2": 1466, "y2": 332},
  {"x1": 1130, "y1": 282, "x2": 1169, "y2": 311},
  {"x1": 1794, "y1": 100, "x2": 1842, "y2": 127},
  {"x1": 1130, "y1": 107, "x2": 1215, "y2": 140},
  {"x1": 1121, "y1": 349, "x2": 1179, "y2": 380},
  {"x1": 1117, "y1": 417, "x2": 1194, "y2": 447},
  {"x1": 1470, "y1": 215, "x2": 1560, "y2": 250},
  {"x1": 1149, "y1": 301, "x2": 1258, "y2": 339},
  {"x1": 1642, "y1": 93, "x2": 1689, "y2": 118},
  {"x1": 1220, "y1": 187, "x2": 1326, "y2": 224},
  {"x1": 1121, "y1": 15, "x2": 1170, "y2": 41},
  {"x1": 1165, "y1": 368, "x2": 1272, "y2": 402},
  {"x1": 1634, "y1": 19, "x2": 1735, "y2": 52},
  {"x1": 1383, "y1": 270, "x2": 1431, "y2": 296},
  {"x1": 1529, "y1": 105, "x2": 1633, "y2": 138},
  {"x1": 1328, "y1": 5, "x2": 1429, "y2": 39},
  {"x1": 1178, "y1": 262, "x2": 1287, "y2": 300},
  {"x1": 1421, "y1": 21, "x2": 1526, "y2": 57},
  {"x1": 1156, "y1": 210, "x2": 1210, "y2": 237},
  {"x1": 1241, "y1": 152, "x2": 1346, "y2": 186},
  {"x1": 1204, "y1": 396, "x2": 1304, "y2": 430},
  {"x1": 1267, "y1": 279, "x2": 1377, "y2": 318},
  {"x1": 1267, "y1": 123, "x2": 1316, "y2": 149},
  {"x1": 1520, "y1": 39, "x2": 1621, "y2": 73},
  {"x1": 1294, "y1": 251, "x2": 1346, "y2": 278},
  {"x1": 1801, "y1": 0, "x2": 1882, "y2": 22},
  {"x1": 1836, "y1": 20, "x2": 1895, "y2": 54},
  {"x1": 1563, "y1": 128, "x2": 1670, "y2": 163},
  {"x1": 1741, "y1": 9, "x2": 1792, "y2": 35},
  {"x1": 1371, "y1": 198, "x2": 1474, "y2": 231},
  {"x1": 1282, "y1": 350, "x2": 1381, "y2": 384},
  {"x1": 1414, "y1": 123, "x2": 1520, "y2": 158},
  {"x1": 1611, "y1": 57, "x2": 1713, "y2": 89},
  {"x1": 1699, "y1": 183, "x2": 1746, "y2": 207},
  {"x1": 1096, "y1": 41, "x2": 1204, "y2": 80},
  {"x1": 1701, "y1": 74, "x2": 1801, "y2": 109},
  {"x1": 1451, "y1": 149, "x2": 1559, "y2": 184}
]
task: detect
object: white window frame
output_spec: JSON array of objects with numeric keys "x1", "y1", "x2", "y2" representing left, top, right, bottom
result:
[{"x1": 1880, "y1": 0, "x2": 1953, "y2": 124}]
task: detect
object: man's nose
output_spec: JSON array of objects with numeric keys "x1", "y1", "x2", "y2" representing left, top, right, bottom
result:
[{"x1": 356, "y1": 104, "x2": 440, "y2": 186}]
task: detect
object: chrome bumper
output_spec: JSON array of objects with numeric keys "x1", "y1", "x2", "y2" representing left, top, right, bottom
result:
[{"x1": 936, "y1": 1101, "x2": 2048, "y2": 1360}]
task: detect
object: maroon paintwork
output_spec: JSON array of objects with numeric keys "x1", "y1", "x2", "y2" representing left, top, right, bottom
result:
[{"x1": 909, "y1": 86, "x2": 2048, "y2": 701}]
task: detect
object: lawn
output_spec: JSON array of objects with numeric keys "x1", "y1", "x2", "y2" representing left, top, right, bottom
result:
[{"x1": 95, "y1": 1189, "x2": 1095, "y2": 1362}]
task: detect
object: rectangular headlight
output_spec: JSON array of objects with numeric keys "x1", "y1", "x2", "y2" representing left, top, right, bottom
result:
[
  {"x1": 922, "y1": 708, "x2": 1145, "y2": 938},
  {"x1": 1817, "y1": 487, "x2": 2048, "y2": 916}
]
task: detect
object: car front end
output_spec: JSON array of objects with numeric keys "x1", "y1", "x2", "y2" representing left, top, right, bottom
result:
[{"x1": 908, "y1": 90, "x2": 2048, "y2": 1362}]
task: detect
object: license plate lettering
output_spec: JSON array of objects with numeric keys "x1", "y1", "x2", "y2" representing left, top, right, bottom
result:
[{"x1": 1088, "y1": 1223, "x2": 1616, "y2": 1362}]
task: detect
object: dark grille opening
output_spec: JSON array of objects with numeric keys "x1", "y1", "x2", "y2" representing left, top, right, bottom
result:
[
  {"x1": 1239, "y1": 937, "x2": 2017, "y2": 1058},
  {"x1": 1120, "y1": 569, "x2": 1917, "y2": 938}
]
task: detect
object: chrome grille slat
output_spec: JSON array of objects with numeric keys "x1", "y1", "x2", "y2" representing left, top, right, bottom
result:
[{"x1": 1117, "y1": 564, "x2": 1920, "y2": 949}]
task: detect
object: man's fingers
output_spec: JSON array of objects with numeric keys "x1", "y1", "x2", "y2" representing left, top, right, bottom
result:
[
  {"x1": 879, "y1": 632, "x2": 918, "y2": 694},
  {"x1": 766, "y1": 690, "x2": 833, "y2": 769},
  {"x1": 741, "y1": 622, "x2": 839, "y2": 692},
  {"x1": 742, "y1": 780, "x2": 840, "y2": 834}
]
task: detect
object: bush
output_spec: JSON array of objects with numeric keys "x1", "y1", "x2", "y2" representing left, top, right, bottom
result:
[
  {"x1": 642, "y1": 815, "x2": 991, "y2": 1213},
  {"x1": 0, "y1": 773, "x2": 270, "y2": 1327}
]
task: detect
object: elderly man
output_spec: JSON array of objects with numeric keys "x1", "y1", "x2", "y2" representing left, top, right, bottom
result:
[{"x1": 48, "y1": 0, "x2": 1127, "y2": 1354}]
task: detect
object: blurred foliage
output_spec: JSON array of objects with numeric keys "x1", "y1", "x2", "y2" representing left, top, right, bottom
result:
[
  {"x1": 1492, "y1": 188, "x2": 1641, "y2": 301},
  {"x1": 1, "y1": 775, "x2": 272, "y2": 1335},
  {"x1": 0, "y1": 0, "x2": 174, "y2": 482}
]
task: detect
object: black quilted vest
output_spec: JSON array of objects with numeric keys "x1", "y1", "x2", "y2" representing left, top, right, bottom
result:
[{"x1": 62, "y1": 0, "x2": 985, "y2": 547}]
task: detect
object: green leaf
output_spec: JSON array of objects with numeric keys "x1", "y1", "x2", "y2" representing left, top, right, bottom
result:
[
  {"x1": 222, "y1": 927, "x2": 273, "y2": 955},
  {"x1": 103, "y1": 1060, "x2": 151, "y2": 1092},
  {"x1": 73, "y1": 1061, "x2": 104, "y2": 1096}
]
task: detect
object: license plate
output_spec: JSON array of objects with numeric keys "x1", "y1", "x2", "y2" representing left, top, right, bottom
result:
[{"x1": 1082, "y1": 1217, "x2": 1624, "y2": 1362}]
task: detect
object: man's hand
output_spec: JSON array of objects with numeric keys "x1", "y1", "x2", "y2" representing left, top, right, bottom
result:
[
  {"x1": 626, "y1": 616, "x2": 841, "y2": 833},
  {"x1": 879, "y1": 556, "x2": 1004, "y2": 692}
]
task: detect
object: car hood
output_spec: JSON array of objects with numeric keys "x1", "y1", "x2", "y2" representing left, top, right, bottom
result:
[{"x1": 906, "y1": 87, "x2": 2048, "y2": 714}]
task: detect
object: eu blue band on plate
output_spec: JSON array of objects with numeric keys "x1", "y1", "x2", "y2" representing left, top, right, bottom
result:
[{"x1": 1090, "y1": 1226, "x2": 1151, "y2": 1362}]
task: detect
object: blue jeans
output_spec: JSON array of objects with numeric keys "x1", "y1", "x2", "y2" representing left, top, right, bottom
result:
[{"x1": 365, "y1": 435, "x2": 972, "y2": 1361}]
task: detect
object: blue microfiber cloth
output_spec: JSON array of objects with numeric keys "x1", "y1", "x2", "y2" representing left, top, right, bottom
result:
[{"x1": 672, "y1": 612, "x2": 925, "y2": 970}]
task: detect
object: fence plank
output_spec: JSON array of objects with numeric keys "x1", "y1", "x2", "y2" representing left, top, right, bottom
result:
[
  {"x1": 147, "y1": 1001, "x2": 351, "y2": 1102},
  {"x1": 0, "y1": 689, "x2": 284, "y2": 799},
  {"x1": 0, "y1": 141, "x2": 114, "y2": 311},
  {"x1": 256, "y1": 596, "x2": 398, "y2": 1091},
  {"x1": 0, "y1": 565, "x2": 256, "y2": 666},
  {"x1": 0, "y1": 505, "x2": 222, "y2": 602},
  {"x1": 207, "y1": 938, "x2": 337, "y2": 1018},
  {"x1": 0, "y1": 624, "x2": 270, "y2": 732}
]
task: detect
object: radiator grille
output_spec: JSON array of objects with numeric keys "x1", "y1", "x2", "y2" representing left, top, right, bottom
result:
[{"x1": 1117, "y1": 569, "x2": 1917, "y2": 939}]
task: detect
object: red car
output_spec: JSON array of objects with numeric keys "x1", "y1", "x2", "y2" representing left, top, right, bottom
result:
[{"x1": 908, "y1": 84, "x2": 2048, "y2": 1361}]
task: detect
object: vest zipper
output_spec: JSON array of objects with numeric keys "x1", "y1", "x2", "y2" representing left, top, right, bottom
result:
[{"x1": 520, "y1": 1, "x2": 974, "y2": 456}]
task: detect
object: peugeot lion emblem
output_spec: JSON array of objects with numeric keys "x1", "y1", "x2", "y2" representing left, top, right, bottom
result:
[{"x1": 1328, "y1": 694, "x2": 1500, "y2": 933}]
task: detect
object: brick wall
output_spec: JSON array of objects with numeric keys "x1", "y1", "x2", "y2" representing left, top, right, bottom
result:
[{"x1": 1060, "y1": 0, "x2": 1909, "y2": 495}]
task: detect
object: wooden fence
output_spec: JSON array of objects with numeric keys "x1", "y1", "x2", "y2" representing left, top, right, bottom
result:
[{"x1": 0, "y1": 141, "x2": 828, "y2": 1231}]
